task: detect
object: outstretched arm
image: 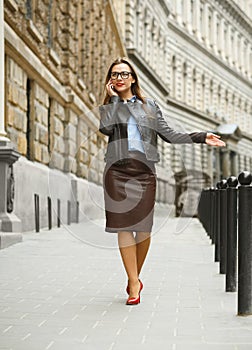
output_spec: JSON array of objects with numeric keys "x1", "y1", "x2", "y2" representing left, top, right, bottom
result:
[{"x1": 205, "y1": 133, "x2": 226, "y2": 147}]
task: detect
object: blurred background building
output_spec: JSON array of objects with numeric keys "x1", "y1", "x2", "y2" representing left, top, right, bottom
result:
[{"x1": 0, "y1": 0, "x2": 251, "y2": 238}]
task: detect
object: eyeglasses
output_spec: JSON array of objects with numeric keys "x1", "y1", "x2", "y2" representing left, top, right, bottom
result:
[{"x1": 110, "y1": 71, "x2": 133, "y2": 80}]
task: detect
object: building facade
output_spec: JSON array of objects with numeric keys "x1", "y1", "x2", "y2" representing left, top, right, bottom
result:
[
  {"x1": 1, "y1": 0, "x2": 252, "y2": 234},
  {"x1": 113, "y1": 0, "x2": 252, "y2": 215}
]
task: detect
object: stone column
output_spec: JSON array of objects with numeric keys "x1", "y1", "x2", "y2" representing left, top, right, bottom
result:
[
  {"x1": 211, "y1": 11, "x2": 218, "y2": 55},
  {"x1": 245, "y1": 43, "x2": 251, "y2": 77},
  {"x1": 193, "y1": 0, "x2": 202, "y2": 41},
  {"x1": 202, "y1": 3, "x2": 210, "y2": 49},
  {"x1": 226, "y1": 24, "x2": 232, "y2": 66},
  {"x1": 219, "y1": 18, "x2": 226, "y2": 60},
  {"x1": 240, "y1": 36, "x2": 246, "y2": 74},
  {"x1": 175, "y1": 0, "x2": 183, "y2": 25},
  {"x1": 221, "y1": 148, "x2": 230, "y2": 179},
  {"x1": 207, "y1": 147, "x2": 213, "y2": 185},
  {"x1": 230, "y1": 151, "x2": 238, "y2": 176},
  {"x1": 0, "y1": 0, "x2": 22, "y2": 248},
  {"x1": 233, "y1": 31, "x2": 239, "y2": 69},
  {"x1": 183, "y1": 0, "x2": 192, "y2": 33}
]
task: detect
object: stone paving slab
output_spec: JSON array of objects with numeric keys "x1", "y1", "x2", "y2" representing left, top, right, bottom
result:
[{"x1": 0, "y1": 215, "x2": 252, "y2": 350}]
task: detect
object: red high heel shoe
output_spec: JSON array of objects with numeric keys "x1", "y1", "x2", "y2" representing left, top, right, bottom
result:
[
  {"x1": 126, "y1": 294, "x2": 140, "y2": 305},
  {"x1": 126, "y1": 280, "x2": 142, "y2": 305},
  {"x1": 126, "y1": 279, "x2": 143, "y2": 295}
]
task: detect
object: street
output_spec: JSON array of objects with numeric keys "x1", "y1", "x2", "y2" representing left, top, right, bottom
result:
[{"x1": 0, "y1": 215, "x2": 252, "y2": 350}]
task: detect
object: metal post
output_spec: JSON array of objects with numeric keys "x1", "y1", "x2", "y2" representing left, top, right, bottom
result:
[
  {"x1": 57, "y1": 199, "x2": 60, "y2": 228},
  {"x1": 67, "y1": 200, "x2": 71, "y2": 225},
  {"x1": 211, "y1": 188, "x2": 216, "y2": 245},
  {"x1": 219, "y1": 179, "x2": 227, "y2": 275},
  {"x1": 76, "y1": 201, "x2": 79, "y2": 223},
  {"x1": 215, "y1": 182, "x2": 221, "y2": 263},
  {"x1": 238, "y1": 171, "x2": 252, "y2": 316},
  {"x1": 47, "y1": 197, "x2": 52, "y2": 230},
  {"x1": 209, "y1": 188, "x2": 215, "y2": 242},
  {"x1": 206, "y1": 189, "x2": 211, "y2": 237},
  {"x1": 226, "y1": 176, "x2": 238, "y2": 292},
  {"x1": 34, "y1": 194, "x2": 40, "y2": 233}
]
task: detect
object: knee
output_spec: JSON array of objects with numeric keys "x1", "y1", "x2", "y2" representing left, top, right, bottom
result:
[{"x1": 136, "y1": 231, "x2": 151, "y2": 242}]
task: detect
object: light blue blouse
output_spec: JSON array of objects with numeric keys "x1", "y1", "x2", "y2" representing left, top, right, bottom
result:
[{"x1": 127, "y1": 96, "x2": 144, "y2": 153}]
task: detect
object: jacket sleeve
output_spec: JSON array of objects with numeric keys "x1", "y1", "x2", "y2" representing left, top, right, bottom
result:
[
  {"x1": 99, "y1": 96, "x2": 121, "y2": 136},
  {"x1": 153, "y1": 100, "x2": 207, "y2": 144}
]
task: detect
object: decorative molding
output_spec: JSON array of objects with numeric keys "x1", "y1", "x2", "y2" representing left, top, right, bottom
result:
[
  {"x1": 77, "y1": 78, "x2": 87, "y2": 91},
  {"x1": 5, "y1": 0, "x2": 18, "y2": 12},
  {"x1": 27, "y1": 19, "x2": 43, "y2": 43},
  {"x1": 168, "y1": 19, "x2": 252, "y2": 90},
  {"x1": 127, "y1": 48, "x2": 170, "y2": 97},
  {"x1": 49, "y1": 48, "x2": 60, "y2": 67},
  {"x1": 167, "y1": 96, "x2": 221, "y2": 126},
  {"x1": 214, "y1": 0, "x2": 252, "y2": 35}
]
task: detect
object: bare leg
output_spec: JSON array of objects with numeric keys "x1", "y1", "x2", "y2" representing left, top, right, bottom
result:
[
  {"x1": 135, "y1": 232, "x2": 151, "y2": 276},
  {"x1": 118, "y1": 231, "x2": 140, "y2": 298}
]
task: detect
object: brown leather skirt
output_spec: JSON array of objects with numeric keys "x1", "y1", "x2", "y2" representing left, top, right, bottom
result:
[{"x1": 103, "y1": 151, "x2": 156, "y2": 233}]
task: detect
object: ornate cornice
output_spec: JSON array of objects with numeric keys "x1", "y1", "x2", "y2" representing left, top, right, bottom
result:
[
  {"x1": 168, "y1": 19, "x2": 252, "y2": 90},
  {"x1": 214, "y1": 0, "x2": 252, "y2": 35}
]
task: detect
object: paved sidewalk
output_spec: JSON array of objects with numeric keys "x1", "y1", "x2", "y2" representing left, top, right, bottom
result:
[{"x1": 0, "y1": 215, "x2": 252, "y2": 350}]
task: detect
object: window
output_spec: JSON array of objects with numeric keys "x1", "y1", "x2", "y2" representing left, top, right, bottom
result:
[
  {"x1": 192, "y1": 68, "x2": 197, "y2": 108},
  {"x1": 201, "y1": 74, "x2": 205, "y2": 111},
  {"x1": 183, "y1": 62, "x2": 187, "y2": 103},
  {"x1": 172, "y1": 56, "x2": 177, "y2": 98}
]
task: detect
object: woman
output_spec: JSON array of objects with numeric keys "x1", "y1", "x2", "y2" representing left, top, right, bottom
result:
[{"x1": 99, "y1": 57, "x2": 225, "y2": 305}]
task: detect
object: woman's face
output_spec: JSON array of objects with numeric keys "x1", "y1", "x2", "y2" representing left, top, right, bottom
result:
[{"x1": 110, "y1": 63, "x2": 135, "y2": 95}]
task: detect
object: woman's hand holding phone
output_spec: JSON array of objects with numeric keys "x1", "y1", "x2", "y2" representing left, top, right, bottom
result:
[{"x1": 106, "y1": 80, "x2": 118, "y2": 97}]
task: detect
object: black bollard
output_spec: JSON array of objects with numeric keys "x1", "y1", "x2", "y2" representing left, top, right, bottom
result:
[
  {"x1": 57, "y1": 199, "x2": 61, "y2": 228},
  {"x1": 226, "y1": 176, "x2": 238, "y2": 292},
  {"x1": 47, "y1": 197, "x2": 52, "y2": 230},
  {"x1": 34, "y1": 194, "x2": 40, "y2": 233},
  {"x1": 76, "y1": 201, "x2": 79, "y2": 223},
  {"x1": 237, "y1": 171, "x2": 252, "y2": 316},
  {"x1": 206, "y1": 189, "x2": 211, "y2": 238},
  {"x1": 211, "y1": 188, "x2": 216, "y2": 245},
  {"x1": 219, "y1": 179, "x2": 227, "y2": 274},
  {"x1": 209, "y1": 188, "x2": 215, "y2": 243},
  {"x1": 67, "y1": 200, "x2": 71, "y2": 225},
  {"x1": 215, "y1": 182, "x2": 222, "y2": 263}
]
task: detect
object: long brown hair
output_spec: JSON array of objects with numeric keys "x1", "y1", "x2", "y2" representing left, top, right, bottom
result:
[{"x1": 102, "y1": 57, "x2": 145, "y2": 104}]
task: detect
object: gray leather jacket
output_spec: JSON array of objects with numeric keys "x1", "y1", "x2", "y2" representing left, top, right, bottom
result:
[{"x1": 99, "y1": 96, "x2": 206, "y2": 164}]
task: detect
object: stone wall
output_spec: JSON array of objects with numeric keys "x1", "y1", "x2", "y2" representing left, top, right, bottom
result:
[{"x1": 4, "y1": 0, "x2": 125, "y2": 231}]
